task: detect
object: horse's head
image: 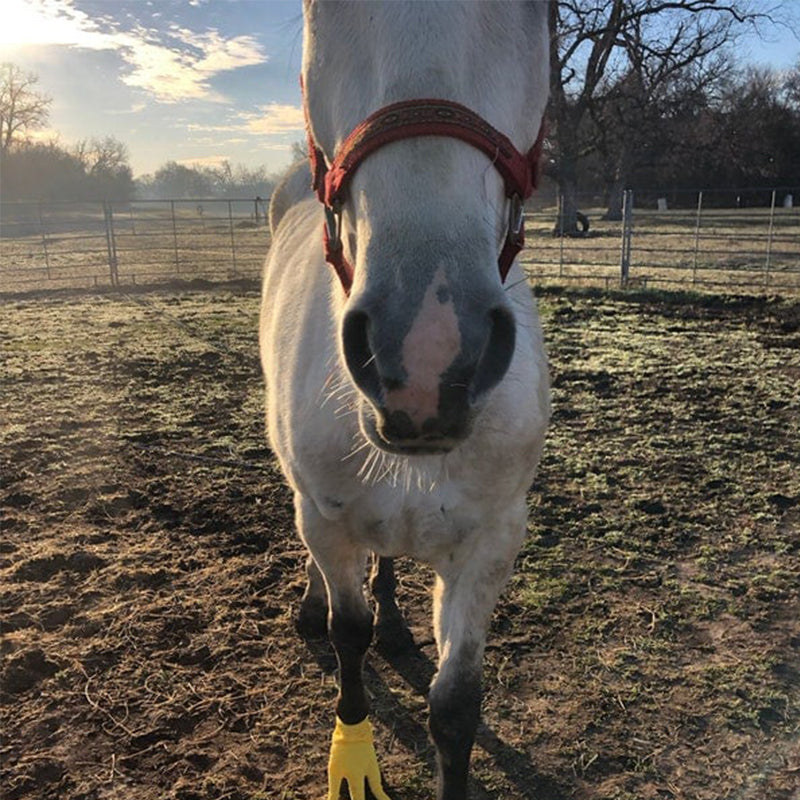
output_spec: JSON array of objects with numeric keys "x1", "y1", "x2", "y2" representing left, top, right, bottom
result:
[{"x1": 303, "y1": 0, "x2": 549, "y2": 455}]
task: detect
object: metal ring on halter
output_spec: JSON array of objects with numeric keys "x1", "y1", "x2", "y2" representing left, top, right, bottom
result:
[
  {"x1": 509, "y1": 193, "x2": 524, "y2": 238},
  {"x1": 324, "y1": 201, "x2": 343, "y2": 251}
]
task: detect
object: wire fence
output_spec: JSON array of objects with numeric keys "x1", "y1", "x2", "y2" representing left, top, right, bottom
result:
[
  {"x1": 1, "y1": 188, "x2": 798, "y2": 294},
  {"x1": 523, "y1": 187, "x2": 800, "y2": 293},
  {"x1": 0, "y1": 198, "x2": 269, "y2": 290}
]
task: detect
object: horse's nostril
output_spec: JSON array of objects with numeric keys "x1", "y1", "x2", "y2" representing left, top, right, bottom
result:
[
  {"x1": 471, "y1": 306, "x2": 516, "y2": 401},
  {"x1": 342, "y1": 309, "x2": 382, "y2": 403},
  {"x1": 383, "y1": 410, "x2": 418, "y2": 441}
]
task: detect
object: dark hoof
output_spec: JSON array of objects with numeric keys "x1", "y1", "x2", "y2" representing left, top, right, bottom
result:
[
  {"x1": 296, "y1": 597, "x2": 328, "y2": 639},
  {"x1": 375, "y1": 613, "x2": 416, "y2": 656}
]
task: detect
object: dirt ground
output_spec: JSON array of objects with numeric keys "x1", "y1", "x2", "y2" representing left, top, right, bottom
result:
[{"x1": 2, "y1": 283, "x2": 799, "y2": 800}]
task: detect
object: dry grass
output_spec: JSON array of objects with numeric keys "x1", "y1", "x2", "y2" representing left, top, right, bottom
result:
[
  {"x1": 1, "y1": 202, "x2": 798, "y2": 295},
  {"x1": 0, "y1": 202, "x2": 268, "y2": 291},
  {"x1": 2, "y1": 286, "x2": 799, "y2": 799},
  {"x1": 523, "y1": 205, "x2": 800, "y2": 293}
]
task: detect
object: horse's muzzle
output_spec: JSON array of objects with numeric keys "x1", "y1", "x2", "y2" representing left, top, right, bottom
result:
[{"x1": 342, "y1": 304, "x2": 516, "y2": 454}]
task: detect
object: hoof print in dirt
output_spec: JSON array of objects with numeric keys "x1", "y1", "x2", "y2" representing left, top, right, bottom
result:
[
  {"x1": 11, "y1": 552, "x2": 105, "y2": 583},
  {"x1": 1, "y1": 648, "x2": 61, "y2": 696},
  {"x1": 6, "y1": 758, "x2": 65, "y2": 799}
]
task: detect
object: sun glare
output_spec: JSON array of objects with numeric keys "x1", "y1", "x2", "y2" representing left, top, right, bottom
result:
[{"x1": 1, "y1": 0, "x2": 101, "y2": 48}]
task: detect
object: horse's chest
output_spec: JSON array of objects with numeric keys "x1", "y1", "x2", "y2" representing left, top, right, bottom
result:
[{"x1": 352, "y1": 489, "x2": 479, "y2": 563}]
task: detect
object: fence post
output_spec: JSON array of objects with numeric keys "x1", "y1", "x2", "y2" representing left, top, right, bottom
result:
[
  {"x1": 37, "y1": 201, "x2": 51, "y2": 280},
  {"x1": 764, "y1": 189, "x2": 777, "y2": 288},
  {"x1": 228, "y1": 200, "x2": 237, "y2": 276},
  {"x1": 692, "y1": 190, "x2": 703, "y2": 286},
  {"x1": 557, "y1": 190, "x2": 565, "y2": 277},
  {"x1": 103, "y1": 201, "x2": 119, "y2": 287},
  {"x1": 170, "y1": 200, "x2": 180, "y2": 273},
  {"x1": 620, "y1": 189, "x2": 633, "y2": 286}
]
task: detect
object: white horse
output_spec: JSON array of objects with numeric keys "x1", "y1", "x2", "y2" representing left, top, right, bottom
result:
[{"x1": 260, "y1": 2, "x2": 550, "y2": 798}]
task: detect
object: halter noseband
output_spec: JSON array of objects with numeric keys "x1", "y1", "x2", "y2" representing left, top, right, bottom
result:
[{"x1": 304, "y1": 94, "x2": 544, "y2": 295}]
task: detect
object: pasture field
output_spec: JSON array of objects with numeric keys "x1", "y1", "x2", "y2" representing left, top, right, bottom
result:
[
  {"x1": 1, "y1": 201, "x2": 798, "y2": 293},
  {"x1": 523, "y1": 205, "x2": 800, "y2": 293},
  {"x1": 0, "y1": 201, "x2": 268, "y2": 291},
  {"x1": 1, "y1": 284, "x2": 799, "y2": 800}
]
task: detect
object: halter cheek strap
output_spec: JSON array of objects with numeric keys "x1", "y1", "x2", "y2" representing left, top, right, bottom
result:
[{"x1": 304, "y1": 93, "x2": 545, "y2": 295}]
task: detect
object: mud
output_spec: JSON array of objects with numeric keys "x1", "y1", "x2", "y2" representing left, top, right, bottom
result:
[{"x1": 1, "y1": 286, "x2": 798, "y2": 799}]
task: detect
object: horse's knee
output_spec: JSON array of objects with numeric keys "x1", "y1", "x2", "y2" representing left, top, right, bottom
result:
[
  {"x1": 371, "y1": 557, "x2": 415, "y2": 654},
  {"x1": 428, "y1": 664, "x2": 482, "y2": 799},
  {"x1": 297, "y1": 593, "x2": 328, "y2": 638},
  {"x1": 297, "y1": 555, "x2": 328, "y2": 638},
  {"x1": 329, "y1": 602, "x2": 373, "y2": 655}
]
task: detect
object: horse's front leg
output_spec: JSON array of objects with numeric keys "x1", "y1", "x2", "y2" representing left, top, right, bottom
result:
[
  {"x1": 428, "y1": 513, "x2": 525, "y2": 800},
  {"x1": 295, "y1": 495, "x2": 391, "y2": 800}
]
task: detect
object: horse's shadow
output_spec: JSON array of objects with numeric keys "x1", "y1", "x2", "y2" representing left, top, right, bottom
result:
[{"x1": 301, "y1": 629, "x2": 566, "y2": 800}]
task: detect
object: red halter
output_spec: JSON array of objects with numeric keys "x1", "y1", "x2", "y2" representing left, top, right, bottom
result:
[{"x1": 304, "y1": 94, "x2": 544, "y2": 295}]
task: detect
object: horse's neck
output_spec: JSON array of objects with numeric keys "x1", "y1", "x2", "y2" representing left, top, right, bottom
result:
[{"x1": 304, "y1": 2, "x2": 548, "y2": 156}]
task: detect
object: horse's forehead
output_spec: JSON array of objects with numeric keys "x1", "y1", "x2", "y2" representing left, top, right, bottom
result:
[
  {"x1": 308, "y1": 1, "x2": 546, "y2": 33},
  {"x1": 304, "y1": 0, "x2": 549, "y2": 137}
]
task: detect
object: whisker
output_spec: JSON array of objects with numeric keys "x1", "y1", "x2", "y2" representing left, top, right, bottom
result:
[{"x1": 344, "y1": 439, "x2": 372, "y2": 461}]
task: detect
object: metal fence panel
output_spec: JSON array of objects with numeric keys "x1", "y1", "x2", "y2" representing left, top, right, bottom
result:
[
  {"x1": 522, "y1": 187, "x2": 800, "y2": 292},
  {"x1": 0, "y1": 198, "x2": 270, "y2": 291},
  {"x1": 1, "y1": 190, "x2": 798, "y2": 293}
]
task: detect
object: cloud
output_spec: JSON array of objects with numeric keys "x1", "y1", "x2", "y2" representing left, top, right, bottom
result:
[
  {"x1": 243, "y1": 103, "x2": 305, "y2": 135},
  {"x1": 0, "y1": 0, "x2": 106, "y2": 48},
  {"x1": 186, "y1": 103, "x2": 305, "y2": 137},
  {"x1": 119, "y1": 25, "x2": 268, "y2": 102},
  {"x1": 106, "y1": 103, "x2": 148, "y2": 116},
  {"x1": 3, "y1": 0, "x2": 269, "y2": 103}
]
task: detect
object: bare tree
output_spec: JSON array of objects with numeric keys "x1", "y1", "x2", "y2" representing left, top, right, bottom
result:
[
  {"x1": 595, "y1": 23, "x2": 734, "y2": 218},
  {"x1": 783, "y1": 59, "x2": 800, "y2": 110},
  {"x1": 74, "y1": 136, "x2": 131, "y2": 177},
  {"x1": 549, "y1": 1, "x2": 781, "y2": 235},
  {"x1": 291, "y1": 139, "x2": 307, "y2": 163},
  {"x1": 0, "y1": 63, "x2": 51, "y2": 155}
]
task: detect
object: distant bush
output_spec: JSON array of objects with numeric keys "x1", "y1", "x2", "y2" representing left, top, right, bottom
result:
[
  {"x1": 1, "y1": 138, "x2": 135, "y2": 203},
  {"x1": 134, "y1": 160, "x2": 279, "y2": 200}
]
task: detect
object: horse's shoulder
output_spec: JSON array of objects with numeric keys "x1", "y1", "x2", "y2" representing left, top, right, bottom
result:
[{"x1": 269, "y1": 160, "x2": 313, "y2": 234}]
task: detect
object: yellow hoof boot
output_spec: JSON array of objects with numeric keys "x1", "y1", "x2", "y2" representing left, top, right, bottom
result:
[{"x1": 327, "y1": 716, "x2": 391, "y2": 800}]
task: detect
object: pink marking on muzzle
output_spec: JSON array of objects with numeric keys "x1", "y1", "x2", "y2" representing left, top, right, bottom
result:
[{"x1": 384, "y1": 268, "x2": 461, "y2": 428}]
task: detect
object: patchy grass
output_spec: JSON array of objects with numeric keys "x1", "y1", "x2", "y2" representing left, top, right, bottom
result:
[
  {"x1": 524, "y1": 205, "x2": 800, "y2": 293},
  {"x1": 2, "y1": 203, "x2": 798, "y2": 293},
  {"x1": 1, "y1": 285, "x2": 798, "y2": 800}
]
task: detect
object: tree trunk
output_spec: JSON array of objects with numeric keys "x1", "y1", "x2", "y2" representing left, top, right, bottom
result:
[
  {"x1": 604, "y1": 143, "x2": 631, "y2": 221},
  {"x1": 604, "y1": 178, "x2": 625, "y2": 221},
  {"x1": 555, "y1": 175, "x2": 582, "y2": 236},
  {"x1": 553, "y1": 139, "x2": 588, "y2": 237}
]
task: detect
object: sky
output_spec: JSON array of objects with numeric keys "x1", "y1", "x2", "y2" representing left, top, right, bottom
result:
[{"x1": 1, "y1": 0, "x2": 798, "y2": 179}]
